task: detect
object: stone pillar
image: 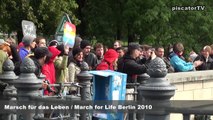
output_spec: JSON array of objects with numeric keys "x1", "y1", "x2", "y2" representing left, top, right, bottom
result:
[
  {"x1": 13, "y1": 58, "x2": 42, "y2": 120},
  {"x1": 137, "y1": 73, "x2": 150, "y2": 120},
  {"x1": 0, "y1": 59, "x2": 18, "y2": 120},
  {"x1": 77, "y1": 62, "x2": 93, "y2": 120},
  {"x1": 138, "y1": 57, "x2": 176, "y2": 120}
]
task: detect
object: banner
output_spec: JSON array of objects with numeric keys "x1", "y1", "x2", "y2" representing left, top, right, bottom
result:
[
  {"x1": 21, "y1": 20, "x2": 36, "y2": 38},
  {"x1": 62, "y1": 22, "x2": 76, "y2": 48}
]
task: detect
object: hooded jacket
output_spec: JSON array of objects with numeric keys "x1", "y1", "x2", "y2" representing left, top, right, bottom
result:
[
  {"x1": 96, "y1": 49, "x2": 118, "y2": 70},
  {"x1": 42, "y1": 46, "x2": 61, "y2": 85}
]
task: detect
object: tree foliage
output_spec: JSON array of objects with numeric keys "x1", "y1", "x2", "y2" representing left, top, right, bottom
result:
[
  {"x1": 79, "y1": 0, "x2": 213, "y2": 51},
  {"x1": 0, "y1": 0, "x2": 79, "y2": 40},
  {"x1": 1, "y1": 0, "x2": 213, "y2": 52}
]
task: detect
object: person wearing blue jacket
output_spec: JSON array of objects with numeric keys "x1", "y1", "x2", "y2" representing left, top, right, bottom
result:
[
  {"x1": 169, "y1": 42, "x2": 202, "y2": 72},
  {"x1": 19, "y1": 35, "x2": 36, "y2": 61}
]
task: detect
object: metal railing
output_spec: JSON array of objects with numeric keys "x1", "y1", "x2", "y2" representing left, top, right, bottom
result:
[{"x1": 1, "y1": 57, "x2": 213, "y2": 120}]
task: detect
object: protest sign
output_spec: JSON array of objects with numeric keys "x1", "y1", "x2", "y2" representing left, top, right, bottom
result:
[
  {"x1": 62, "y1": 22, "x2": 76, "y2": 48},
  {"x1": 55, "y1": 14, "x2": 71, "y2": 43},
  {"x1": 22, "y1": 20, "x2": 37, "y2": 38}
]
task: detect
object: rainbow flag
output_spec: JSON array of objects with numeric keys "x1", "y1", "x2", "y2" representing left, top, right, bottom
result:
[{"x1": 63, "y1": 22, "x2": 76, "y2": 48}]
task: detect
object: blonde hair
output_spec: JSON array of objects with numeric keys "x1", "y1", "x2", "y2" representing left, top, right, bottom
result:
[{"x1": 202, "y1": 45, "x2": 211, "y2": 53}]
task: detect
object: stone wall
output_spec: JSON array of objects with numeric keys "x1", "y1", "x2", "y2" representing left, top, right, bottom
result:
[
  {"x1": 166, "y1": 70, "x2": 213, "y2": 100},
  {"x1": 166, "y1": 70, "x2": 213, "y2": 120}
]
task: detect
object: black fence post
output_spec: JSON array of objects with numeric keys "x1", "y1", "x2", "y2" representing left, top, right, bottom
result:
[
  {"x1": 77, "y1": 61, "x2": 93, "y2": 120},
  {"x1": 137, "y1": 73, "x2": 150, "y2": 120},
  {"x1": 33, "y1": 74, "x2": 46, "y2": 120},
  {"x1": 139, "y1": 57, "x2": 176, "y2": 120},
  {"x1": 66, "y1": 95, "x2": 81, "y2": 120},
  {"x1": 13, "y1": 57, "x2": 42, "y2": 120},
  {"x1": 0, "y1": 59, "x2": 18, "y2": 120}
]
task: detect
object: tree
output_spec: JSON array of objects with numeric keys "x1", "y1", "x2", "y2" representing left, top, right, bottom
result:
[
  {"x1": 0, "y1": 0, "x2": 79, "y2": 42},
  {"x1": 79, "y1": 0, "x2": 213, "y2": 52},
  {"x1": 78, "y1": 0, "x2": 127, "y2": 46},
  {"x1": 2, "y1": 0, "x2": 213, "y2": 52}
]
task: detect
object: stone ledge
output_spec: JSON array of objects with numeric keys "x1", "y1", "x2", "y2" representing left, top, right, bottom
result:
[{"x1": 166, "y1": 70, "x2": 213, "y2": 84}]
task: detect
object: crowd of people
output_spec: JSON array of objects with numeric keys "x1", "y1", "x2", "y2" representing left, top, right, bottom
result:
[{"x1": 0, "y1": 35, "x2": 213, "y2": 96}]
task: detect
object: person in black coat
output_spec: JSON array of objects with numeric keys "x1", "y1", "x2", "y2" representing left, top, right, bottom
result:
[{"x1": 117, "y1": 42, "x2": 151, "y2": 83}]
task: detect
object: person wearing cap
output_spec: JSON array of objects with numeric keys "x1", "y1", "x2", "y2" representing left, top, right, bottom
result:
[
  {"x1": 117, "y1": 42, "x2": 149, "y2": 83},
  {"x1": 169, "y1": 42, "x2": 203, "y2": 72},
  {"x1": 96, "y1": 49, "x2": 119, "y2": 70},
  {"x1": 193, "y1": 45, "x2": 213, "y2": 70},
  {"x1": 48, "y1": 40, "x2": 59, "y2": 47},
  {"x1": 19, "y1": 35, "x2": 36, "y2": 61},
  {"x1": 80, "y1": 40, "x2": 98, "y2": 70}
]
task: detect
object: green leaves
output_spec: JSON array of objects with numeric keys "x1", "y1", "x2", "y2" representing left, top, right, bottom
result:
[
  {"x1": 80, "y1": 0, "x2": 213, "y2": 52},
  {"x1": 1, "y1": 0, "x2": 213, "y2": 53},
  {"x1": 0, "y1": 0, "x2": 79, "y2": 37}
]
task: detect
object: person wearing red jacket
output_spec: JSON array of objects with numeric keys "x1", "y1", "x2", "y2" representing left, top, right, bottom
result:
[
  {"x1": 96, "y1": 49, "x2": 119, "y2": 70},
  {"x1": 42, "y1": 46, "x2": 61, "y2": 95}
]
